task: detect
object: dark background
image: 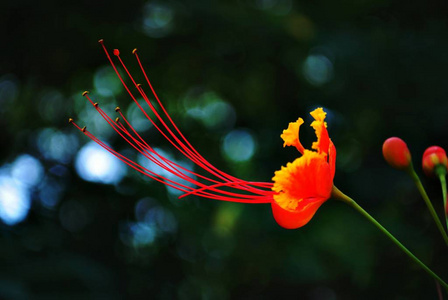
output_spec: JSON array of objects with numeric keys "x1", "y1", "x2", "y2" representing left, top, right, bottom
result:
[{"x1": 1, "y1": 0, "x2": 448, "y2": 299}]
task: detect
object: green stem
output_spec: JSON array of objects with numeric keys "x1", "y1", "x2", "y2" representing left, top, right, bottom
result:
[
  {"x1": 332, "y1": 186, "x2": 448, "y2": 289},
  {"x1": 409, "y1": 170, "x2": 448, "y2": 247},
  {"x1": 438, "y1": 172, "x2": 448, "y2": 231}
]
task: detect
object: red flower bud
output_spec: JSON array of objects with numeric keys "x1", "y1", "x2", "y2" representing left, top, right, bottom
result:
[
  {"x1": 382, "y1": 137, "x2": 412, "y2": 170},
  {"x1": 422, "y1": 146, "x2": 447, "y2": 176}
]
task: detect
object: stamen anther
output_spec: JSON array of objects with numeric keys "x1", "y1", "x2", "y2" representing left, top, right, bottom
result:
[
  {"x1": 115, "y1": 107, "x2": 121, "y2": 112},
  {"x1": 82, "y1": 91, "x2": 89, "y2": 96},
  {"x1": 68, "y1": 118, "x2": 74, "y2": 123},
  {"x1": 113, "y1": 49, "x2": 120, "y2": 56},
  {"x1": 82, "y1": 126, "x2": 87, "y2": 132},
  {"x1": 115, "y1": 117, "x2": 120, "y2": 123},
  {"x1": 132, "y1": 48, "x2": 137, "y2": 55},
  {"x1": 98, "y1": 39, "x2": 104, "y2": 44},
  {"x1": 137, "y1": 83, "x2": 142, "y2": 87},
  {"x1": 94, "y1": 102, "x2": 99, "y2": 107}
]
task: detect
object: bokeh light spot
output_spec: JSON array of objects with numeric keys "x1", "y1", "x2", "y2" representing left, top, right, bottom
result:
[
  {"x1": 165, "y1": 159, "x2": 195, "y2": 197},
  {"x1": 39, "y1": 177, "x2": 64, "y2": 208},
  {"x1": 135, "y1": 197, "x2": 157, "y2": 223},
  {"x1": 94, "y1": 66, "x2": 123, "y2": 97},
  {"x1": 120, "y1": 197, "x2": 178, "y2": 248},
  {"x1": 201, "y1": 101, "x2": 235, "y2": 129},
  {"x1": 78, "y1": 102, "x2": 117, "y2": 140},
  {"x1": 131, "y1": 222, "x2": 156, "y2": 246},
  {"x1": 137, "y1": 148, "x2": 173, "y2": 180},
  {"x1": 0, "y1": 175, "x2": 30, "y2": 226},
  {"x1": 142, "y1": 2, "x2": 175, "y2": 38},
  {"x1": 137, "y1": 148, "x2": 195, "y2": 196},
  {"x1": 302, "y1": 54, "x2": 334, "y2": 86},
  {"x1": 144, "y1": 206, "x2": 177, "y2": 233},
  {"x1": 222, "y1": 129, "x2": 256, "y2": 162},
  {"x1": 11, "y1": 154, "x2": 44, "y2": 188},
  {"x1": 37, "y1": 128, "x2": 79, "y2": 164},
  {"x1": 126, "y1": 100, "x2": 153, "y2": 132},
  {"x1": 183, "y1": 90, "x2": 236, "y2": 130},
  {"x1": 75, "y1": 141, "x2": 126, "y2": 184}
]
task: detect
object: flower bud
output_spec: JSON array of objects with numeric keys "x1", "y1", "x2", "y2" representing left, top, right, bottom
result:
[
  {"x1": 382, "y1": 137, "x2": 412, "y2": 170},
  {"x1": 422, "y1": 146, "x2": 447, "y2": 176}
]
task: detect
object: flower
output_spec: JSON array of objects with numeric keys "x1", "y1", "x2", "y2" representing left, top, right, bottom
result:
[
  {"x1": 422, "y1": 146, "x2": 447, "y2": 177},
  {"x1": 272, "y1": 108, "x2": 336, "y2": 229},
  {"x1": 382, "y1": 137, "x2": 412, "y2": 171},
  {"x1": 70, "y1": 40, "x2": 337, "y2": 230}
]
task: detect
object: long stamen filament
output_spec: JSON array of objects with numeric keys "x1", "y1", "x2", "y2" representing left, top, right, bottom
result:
[{"x1": 70, "y1": 40, "x2": 274, "y2": 203}]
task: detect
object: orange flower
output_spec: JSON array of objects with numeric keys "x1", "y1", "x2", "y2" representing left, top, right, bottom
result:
[
  {"x1": 71, "y1": 41, "x2": 336, "y2": 230},
  {"x1": 272, "y1": 108, "x2": 336, "y2": 229}
]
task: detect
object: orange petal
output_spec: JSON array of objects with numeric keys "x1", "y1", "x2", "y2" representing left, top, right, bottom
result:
[
  {"x1": 271, "y1": 196, "x2": 326, "y2": 229},
  {"x1": 280, "y1": 118, "x2": 305, "y2": 153},
  {"x1": 271, "y1": 151, "x2": 333, "y2": 228},
  {"x1": 272, "y1": 151, "x2": 332, "y2": 207},
  {"x1": 310, "y1": 108, "x2": 330, "y2": 155}
]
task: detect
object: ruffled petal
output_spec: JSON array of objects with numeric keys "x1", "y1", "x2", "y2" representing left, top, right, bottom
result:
[
  {"x1": 271, "y1": 197, "x2": 326, "y2": 229},
  {"x1": 310, "y1": 108, "x2": 330, "y2": 156},
  {"x1": 280, "y1": 118, "x2": 305, "y2": 153},
  {"x1": 271, "y1": 150, "x2": 333, "y2": 228},
  {"x1": 310, "y1": 107, "x2": 326, "y2": 123},
  {"x1": 272, "y1": 151, "x2": 332, "y2": 207}
]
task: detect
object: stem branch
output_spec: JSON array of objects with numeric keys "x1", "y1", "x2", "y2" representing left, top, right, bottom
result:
[
  {"x1": 409, "y1": 170, "x2": 448, "y2": 246},
  {"x1": 438, "y1": 172, "x2": 448, "y2": 231},
  {"x1": 332, "y1": 186, "x2": 448, "y2": 289}
]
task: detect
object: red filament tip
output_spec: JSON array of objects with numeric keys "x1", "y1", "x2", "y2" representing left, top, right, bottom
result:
[{"x1": 113, "y1": 49, "x2": 120, "y2": 56}]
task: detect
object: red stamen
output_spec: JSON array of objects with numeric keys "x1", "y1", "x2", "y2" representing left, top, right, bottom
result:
[
  {"x1": 73, "y1": 40, "x2": 275, "y2": 203},
  {"x1": 108, "y1": 44, "x2": 265, "y2": 195},
  {"x1": 82, "y1": 93, "x2": 268, "y2": 200},
  {"x1": 130, "y1": 52, "x2": 272, "y2": 196}
]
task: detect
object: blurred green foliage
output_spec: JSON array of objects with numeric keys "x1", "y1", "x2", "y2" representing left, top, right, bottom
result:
[{"x1": 1, "y1": 0, "x2": 448, "y2": 299}]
